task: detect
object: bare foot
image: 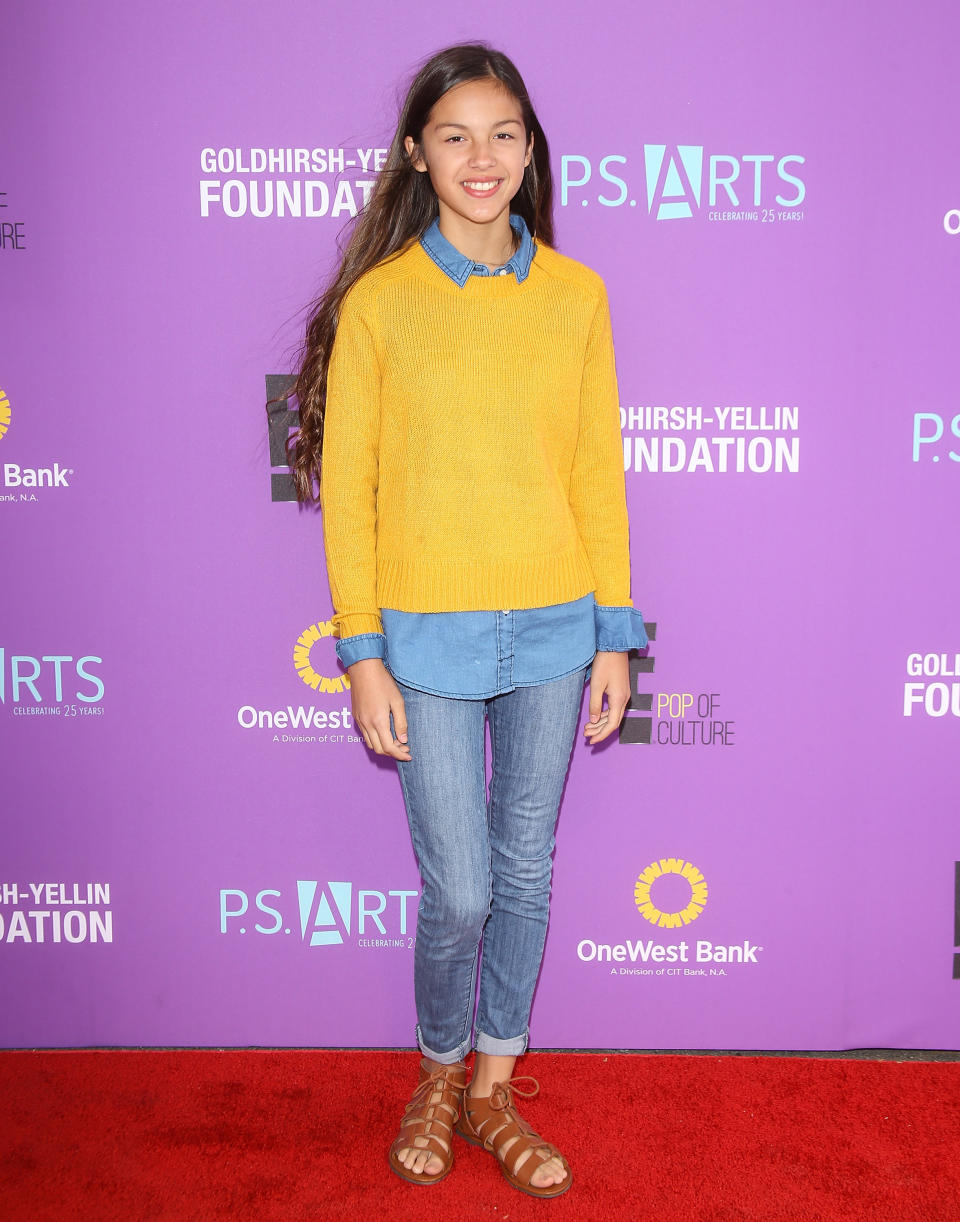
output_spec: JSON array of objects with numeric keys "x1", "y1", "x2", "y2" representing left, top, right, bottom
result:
[
  {"x1": 392, "y1": 1059, "x2": 466, "y2": 1179},
  {"x1": 394, "y1": 1073, "x2": 449, "y2": 1176},
  {"x1": 464, "y1": 1085, "x2": 568, "y2": 1189}
]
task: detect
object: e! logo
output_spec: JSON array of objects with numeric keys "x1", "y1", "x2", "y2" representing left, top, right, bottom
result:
[{"x1": 620, "y1": 622, "x2": 656, "y2": 744}]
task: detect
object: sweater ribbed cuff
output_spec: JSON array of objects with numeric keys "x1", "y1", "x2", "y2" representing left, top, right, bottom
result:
[{"x1": 333, "y1": 611, "x2": 385, "y2": 638}]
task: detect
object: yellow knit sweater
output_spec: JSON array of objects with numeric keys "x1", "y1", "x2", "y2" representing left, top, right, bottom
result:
[{"x1": 320, "y1": 237, "x2": 633, "y2": 640}]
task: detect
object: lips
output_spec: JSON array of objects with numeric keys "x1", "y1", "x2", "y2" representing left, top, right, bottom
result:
[{"x1": 462, "y1": 179, "x2": 502, "y2": 197}]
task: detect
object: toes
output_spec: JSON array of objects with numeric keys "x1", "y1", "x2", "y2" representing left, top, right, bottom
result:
[
  {"x1": 396, "y1": 1144, "x2": 443, "y2": 1176},
  {"x1": 530, "y1": 1154, "x2": 567, "y2": 1188},
  {"x1": 506, "y1": 1141, "x2": 568, "y2": 1189}
]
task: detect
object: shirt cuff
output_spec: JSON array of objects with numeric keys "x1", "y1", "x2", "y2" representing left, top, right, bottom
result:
[
  {"x1": 595, "y1": 604, "x2": 649, "y2": 652},
  {"x1": 335, "y1": 633, "x2": 386, "y2": 668}
]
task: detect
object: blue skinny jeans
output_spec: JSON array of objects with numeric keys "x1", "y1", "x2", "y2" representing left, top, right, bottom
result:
[{"x1": 393, "y1": 667, "x2": 587, "y2": 1064}]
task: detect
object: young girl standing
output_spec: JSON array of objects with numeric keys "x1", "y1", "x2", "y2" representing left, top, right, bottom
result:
[{"x1": 291, "y1": 43, "x2": 646, "y2": 1199}]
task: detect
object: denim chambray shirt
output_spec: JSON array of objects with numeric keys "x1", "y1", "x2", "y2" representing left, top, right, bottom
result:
[{"x1": 335, "y1": 212, "x2": 648, "y2": 698}]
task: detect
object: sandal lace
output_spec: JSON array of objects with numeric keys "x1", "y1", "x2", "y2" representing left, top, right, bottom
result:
[
  {"x1": 485, "y1": 1075, "x2": 540, "y2": 1111},
  {"x1": 403, "y1": 1064, "x2": 465, "y2": 1119},
  {"x1": 465, "y1": 1075, "x2": 546, "y2": 1143}
]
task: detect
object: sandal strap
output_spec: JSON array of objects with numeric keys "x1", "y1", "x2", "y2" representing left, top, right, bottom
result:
[
  {"x1": 463, "y1": 1075, "x2": 566, "y2": 1184},
  {"x1": 404, "y1": 1064, "x2": 466, "y2": 1115},
  {"x1": 391, "y1": 1061, "x2": 467, "y2": 1160}
]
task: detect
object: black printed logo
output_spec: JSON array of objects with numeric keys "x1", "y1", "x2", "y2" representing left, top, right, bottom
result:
[{"x1": 266, "y1": 374, "x2": 297, "y2": 502}]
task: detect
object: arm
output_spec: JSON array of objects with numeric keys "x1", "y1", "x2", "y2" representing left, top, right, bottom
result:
[
  {"x1": 568, "y1": 283, "x2": 642, "y2": 746},
  {"x1": 320, "y1": 291, "x2": 409, "y2": 760},
  {"x1": 567, "y1": 280, "x2": 633, "y2": 612},
  {"x1": 319, "y1": 289, "x2": 384, "y2": 640}
]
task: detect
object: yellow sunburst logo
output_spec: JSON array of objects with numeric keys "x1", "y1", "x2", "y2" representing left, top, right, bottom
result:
[
  {"x1": 0, "y1": 388, "x2": 11, "y2": 440},
  {"x1": 634, "y1": 857, "x2": 708, "y2": 928},
  {"x1": 293, "y1": 620, "x2": 351, "y2": 694}
]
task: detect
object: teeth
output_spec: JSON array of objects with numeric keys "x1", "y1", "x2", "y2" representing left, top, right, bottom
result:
[{"x1": 464, "y1": 180, "x2": 499, "y2": 191}]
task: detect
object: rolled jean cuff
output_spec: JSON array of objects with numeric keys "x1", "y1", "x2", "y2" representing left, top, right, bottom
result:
[
  {"x1": 416, "y1": 1024, "x2": 471, "y2": 1065},
  {"x1": 474, "y1": 1027, "x2": 529, "y2": 1058}
]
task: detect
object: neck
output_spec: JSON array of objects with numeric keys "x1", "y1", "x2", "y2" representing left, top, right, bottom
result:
[{"x1": 436, "y1": 210, "x2": 516, "y2": 270}]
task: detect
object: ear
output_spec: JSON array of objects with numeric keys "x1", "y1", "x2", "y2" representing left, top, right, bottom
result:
[
  {"x1": 524, "y1": 129, "x2": 534, "y2": 169},
  {"x1": 404, "y1": 135, "x2": 428, "y2": 173}
]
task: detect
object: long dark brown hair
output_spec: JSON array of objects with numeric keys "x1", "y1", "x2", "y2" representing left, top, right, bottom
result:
[{"x1": 284, "y1": 42, "x2": 554, "y2": 503}]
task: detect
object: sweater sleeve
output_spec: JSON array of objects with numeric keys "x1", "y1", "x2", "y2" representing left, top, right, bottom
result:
[
  {"x1": 568, "y1": 280, "x2": 635, "y2": 608},
  {"x1": 319, "y1": 289, "x2": 384, "y2": 639}
]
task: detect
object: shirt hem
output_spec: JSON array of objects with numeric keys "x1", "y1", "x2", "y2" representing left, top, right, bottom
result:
[{"x1": 387, "y1": 654, "x2": 593, "y2": 701}]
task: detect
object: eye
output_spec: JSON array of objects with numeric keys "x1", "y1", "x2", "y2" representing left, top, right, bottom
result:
[
  {"x1": 495, "y1": 132, "x2": 515, "y2": 140},
  {"x1": 445, "y1": 135, "x2": 465, "y2": 143}
]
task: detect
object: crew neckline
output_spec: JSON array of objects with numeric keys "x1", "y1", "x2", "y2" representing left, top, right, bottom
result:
[{"x1": 408, "y1": 241, "x2": 536, "y2": 297}]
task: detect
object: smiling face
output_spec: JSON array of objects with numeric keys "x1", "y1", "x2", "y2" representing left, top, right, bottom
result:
[{"x1": 404, "y1": 77, "x2": 533, "y2": 250}]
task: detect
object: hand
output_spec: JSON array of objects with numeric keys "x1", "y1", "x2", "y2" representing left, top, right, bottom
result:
[
  {"x1": 584, "y1": 651, "x2": 630, "y2": 746},
  {"x1": 347, "y1": 658, "x2": 412, "y2": 760}
]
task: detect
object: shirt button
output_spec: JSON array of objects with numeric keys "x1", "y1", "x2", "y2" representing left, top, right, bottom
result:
[
  {"x1": 498, "y1": 268, "x2": 508, "y2": 276},
  {"x1": 502, "y1": 610, "x2": 511, "y2": 615}
]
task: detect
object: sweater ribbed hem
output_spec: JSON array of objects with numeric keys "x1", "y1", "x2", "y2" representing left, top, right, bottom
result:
[
  {"x1": 332, "y1": 611, "x2": 385, "y2": 638},
  {"x1": 376, "y1": 547, "x2": 598, "y2": 612}
]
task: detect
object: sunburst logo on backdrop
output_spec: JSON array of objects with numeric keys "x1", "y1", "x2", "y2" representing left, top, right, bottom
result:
[
  {"x1": 634, "y1": 857, "x2": 708, "y2": 928},
  {"x1": 0, "y1": 388, "x2": 11, "y2": 440},
  {"x1": 293, "y1": 620, "x2": 350, "y2": 694}
]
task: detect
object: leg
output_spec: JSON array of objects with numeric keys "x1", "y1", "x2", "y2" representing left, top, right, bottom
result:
[
  {"x1": 475, "y1": 667, "x2": 586, "y2": 1056},
  {"x1": 390, "y1": 683, "x2": 490, "y2": 1179},
  {"x1": 467, "y1": 667, "x2": 586, "y2": 1193}
]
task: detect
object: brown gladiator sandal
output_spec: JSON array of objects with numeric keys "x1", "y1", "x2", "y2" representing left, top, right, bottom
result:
[
  {"x1": 388, "y1": 1059, "x2": 468, "y2": 1185},
  {"x1": 455, "y1": 1076, "x2": 573, "y2": 1199}
]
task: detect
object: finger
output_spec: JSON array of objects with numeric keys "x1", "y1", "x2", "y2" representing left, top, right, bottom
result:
[
  {"x1": 594, "y1": 690, "x2": 629, "y2": 741},
  {"x1": 373, "y1": 717, "x2": 411, "y2": 760},
  {"x1": 366, "y1": 724, "x2": 386, "y2": 755},
  {"x1": 355, "y1": 719, "x2": 374, "y2": 751},
  {"x1": 583, "y1": 711, "x2": 609, "y2": 737},
  {"x1": 386, "y1": 702, "x2": 410, "y2": 755},
  {"x1": 392, "y1": 695, "x2": 408, "y2": 744},
  {"x1": 587, "y1": 717, "x2": 618, "y2": 745},
  {"x1": 608, "y1": 692, "x2": 630, "y2": 727},
  {"x1": 588, "y1": 682, "x2": 605, "y2": 723}
]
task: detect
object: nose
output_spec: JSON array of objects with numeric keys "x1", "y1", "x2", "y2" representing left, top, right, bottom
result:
[{"x1": 469, "y1": 140, "x2": 496, "y2": 168}]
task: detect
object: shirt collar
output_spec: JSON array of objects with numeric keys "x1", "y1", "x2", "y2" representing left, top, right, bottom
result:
[{"x1": 420, "y1": 213, "x2": 536, "y2": 287}]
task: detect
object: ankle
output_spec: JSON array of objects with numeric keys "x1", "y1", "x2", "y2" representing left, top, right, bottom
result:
[{"x1": 421, "y1": 1055, "x2": 466, "y2": 1073}]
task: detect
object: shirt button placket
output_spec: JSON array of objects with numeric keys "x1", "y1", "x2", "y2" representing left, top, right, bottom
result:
[{"x1": 496, "y1": 610, "x2": 514, "y2": 691}]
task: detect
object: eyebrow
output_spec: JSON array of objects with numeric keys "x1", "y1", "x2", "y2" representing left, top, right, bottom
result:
[{"x1": 434, "y1": 119, "x2": 524, "y2": 130}]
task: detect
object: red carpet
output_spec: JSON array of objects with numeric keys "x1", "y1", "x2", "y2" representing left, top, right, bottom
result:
[{"x1": 1, "y1": 1049, "x2": 957, "y2": 1221}]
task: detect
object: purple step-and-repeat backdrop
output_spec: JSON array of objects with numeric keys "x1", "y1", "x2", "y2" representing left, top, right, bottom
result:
[{"x1": 2, "y1": 0, "x2": 958, "y2": 1050}]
